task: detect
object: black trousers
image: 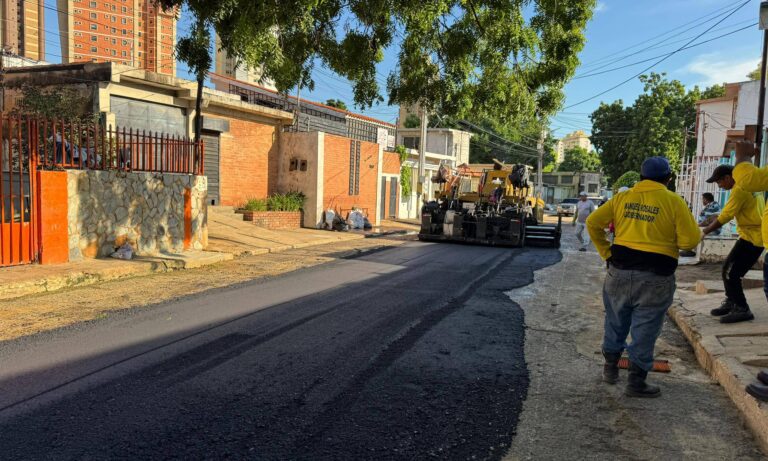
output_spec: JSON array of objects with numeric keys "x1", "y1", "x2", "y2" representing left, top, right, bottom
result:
[{"x1": 723, "y1": 238, "x2": 764, "y2": 308}]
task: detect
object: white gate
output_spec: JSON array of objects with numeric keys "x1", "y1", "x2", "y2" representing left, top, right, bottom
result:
[{"x1": 676, "y1": 155, "x2": 736, "y2": 237}]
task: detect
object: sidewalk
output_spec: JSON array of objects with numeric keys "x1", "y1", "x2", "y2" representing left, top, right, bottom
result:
[
  {"x1": 672, "y1": 282, "x2": 768, "y2": 453},
  {"x1": 0, "y1": 209, "x2": 416, "y2": 302}
]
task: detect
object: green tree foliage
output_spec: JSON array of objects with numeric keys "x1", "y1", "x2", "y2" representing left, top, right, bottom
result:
[
  {"x1": 325, "y1": 99, "x2": 348, "y2": 110},
  {"x1": 12, "y1": 85, "x2": 94, "y2": 121},
  {"x1": 748, "y1": 63, "x2": 762, "y2": 81},
  {"x1": 590, "y1": 73, "x2": 723, "y2": 181},
  {"x1": 612, "y1": 171, "x2": 640, "y2": 192},
  {"x1": 403, "y1": 114, "x2": 421, "y2": 128},
  {"x1": 558, "y1": 146, "x2": 600, "y2": 172},
  {"x1": 396, "y1": 145, "x2": 413, "y2": 196},
  {"x1": 158, "y1": 0, "x2": 594, "y2": 123}
]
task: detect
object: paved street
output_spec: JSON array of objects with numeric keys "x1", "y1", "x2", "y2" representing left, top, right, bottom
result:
[{"x1": 0, "y1": 229, "x2": 763, "y2": 459}]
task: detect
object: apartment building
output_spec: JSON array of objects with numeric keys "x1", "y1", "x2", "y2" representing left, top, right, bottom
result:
[
  {"x1": 214, "y1": 34, "x2": 275, "y2": 90},
  {"x1": 0, "y1": 0, "x2": 45, "y2": 60},
  {"x1": 57, "y1": 0, "x2": 176, "y2": 74},
  {"x1": 555, "y1": 130, "x2": 593, "y2": 163}
]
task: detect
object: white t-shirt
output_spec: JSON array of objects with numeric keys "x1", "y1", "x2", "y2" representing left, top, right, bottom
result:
[{"x1": 576, "y1": 199, "x2": 596, "y2": 223}]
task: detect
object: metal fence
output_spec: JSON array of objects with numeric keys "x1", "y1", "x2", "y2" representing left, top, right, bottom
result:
[
  {"x1": 31, "y1": 118, "x2": 204, "y2": 175},
  {"x1": 676, "y1": 155, "x2": 736, "y2": 236}
]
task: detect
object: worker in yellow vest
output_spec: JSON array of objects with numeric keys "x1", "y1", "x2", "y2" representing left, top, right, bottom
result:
[
  {"x1": 587, "y1": 157, "x2": 700, "y2": 398},
  {"x1": 701, "y1": 164, "x2": 763, "y2": 323},
  {"x1": 730, "y1": 142, "x2": 768, "y2": 401}
]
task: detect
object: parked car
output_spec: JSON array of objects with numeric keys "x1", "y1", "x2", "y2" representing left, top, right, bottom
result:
[
  {"x1": 557, "y1": 198, "x2": 579, "y2": 216},
  {"x1": 543, "y1": 203, "x2": 557, "y2": 215}
]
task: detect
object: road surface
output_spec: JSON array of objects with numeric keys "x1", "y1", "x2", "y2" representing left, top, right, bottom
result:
[
  {"x1": 0, "y1": 242, "x2": 555, "y2": 459},
  {"x1": 0, "y1": 234, "x2": 761, "y2": 459}
]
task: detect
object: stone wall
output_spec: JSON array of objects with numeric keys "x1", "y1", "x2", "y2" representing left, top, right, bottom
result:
[{"x1": 67, "y1": 170, "x2": 207, "y2": 260}]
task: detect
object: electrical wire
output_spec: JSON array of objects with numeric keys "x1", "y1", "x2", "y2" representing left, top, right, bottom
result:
[{"x1": 563, "y1": 0, "x2": 751, "y2": 110}]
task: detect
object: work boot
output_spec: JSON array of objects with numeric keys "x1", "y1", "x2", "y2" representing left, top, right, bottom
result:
[
  {"x1": 625, "y1": 362, "x2": 661, "y2": 398},
  {"x1": 602, "y1": 350, "x2": 622, "y2": 384},
  {"x1": 710, "y1": 299, "x2": 734, "y2": 317},
  {"x1": 757, "y1": 370, "x2": 768, "y2": 385},
  {"x1": 720, "y1": 304, "x2": 755, "y2": 324},
  {"x1": 746, "y1": 383, "x2": 768, "y2": 402}
]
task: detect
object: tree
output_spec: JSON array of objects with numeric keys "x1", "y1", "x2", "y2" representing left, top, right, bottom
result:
[
  {"x1": 558, "y1": 146, "x2": 600, "y2": 172},
  {"x1": 612, "y1": 171, "x2": 640, "y2": 192},
  {"x1": 325, "y1": 99, "x2": 348, "y2": 110},
  {"x1": 591, "y1": 73, "x2": 722, "y2": 180},
  {"x1": 159, "y1": 0, "x2": 595, "y2": 126},
  {"x1": 403, "y1": 114, "x2": 421, "y2": 128},
  {"x1": 174, "y1": 16, "x2": 212, "y2": 151},
  {"x1": 12, "y1": 85, "x2": 94, "y2": 121},
  {"x1": 748, "y1": 63, "x2": 762, "y2": 81}
]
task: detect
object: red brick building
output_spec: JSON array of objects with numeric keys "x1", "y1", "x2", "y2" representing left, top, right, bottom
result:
[{"x1": 59, "y1": 0, "x2": 177, "y2": 74}]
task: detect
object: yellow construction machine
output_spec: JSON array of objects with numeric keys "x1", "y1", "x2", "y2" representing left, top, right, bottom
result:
[{"x1": 418, "y1": 159, "x2": 561, "y2": 248}]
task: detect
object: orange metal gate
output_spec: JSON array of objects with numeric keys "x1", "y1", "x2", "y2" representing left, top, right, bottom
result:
[{"x1": 1, "y1": 116, "x2": 37, "y2": 266}]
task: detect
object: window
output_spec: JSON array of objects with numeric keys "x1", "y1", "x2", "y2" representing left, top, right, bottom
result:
[
  {"x1": 91, "y1": 46, "x2": 97, "y2": 52},
  {"x1": 111, "y1": 38, "x2": 116, "y2": 44},
  {"x1": 588, "y1": 184, "x2": 598, "y2": 194},
  {"x1": 561, "y1": 175, "x2": 573, "y2": 184},
  {"x1": 122, "y1": 6, "x2": 127, "y2": 12},
  {"x1": 111, "y1": 50, "x2": 117, "y2": 56},
  {"x1": 90, "y1": 12, "x2": 97, "y2": 18},
  {"x1": 111, "y1": 28, "x2": 116, "y2": 34},
  {"x1": 89, "y1": 1, "x2": 96, "y2": 6},
  {"x1": 111, "y1": 16, "x2": 116, "y2": 22},
  {"x1": 349, "y1": 141, "x2": 361, "y2": 195},
  {"x1": 122, "y1": 40, "x2": 128, "y2": 45},
  {"x1": 91, "y1": 36, "x2": 97, "y2": 41},
  {"x1": 122, "y1": 51, "x2": 127, "y2": 57},
  {"x1": 403, "y1": 136, "x2": 420, "y2": 150},
  {"x1": 122, "y1": 18, "x2": 127, "y2": 24},
  {"x1": 90, "y1": 24, "x2": 97, "y2": 30},
  {"x1": 122, "y1": 29, "x2": 127, "y2": 35},
  {"x1": 74, "y1": 8, "x2": 82, "y2": 13}
]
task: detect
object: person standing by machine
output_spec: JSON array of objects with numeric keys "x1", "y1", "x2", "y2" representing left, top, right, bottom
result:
[
  {"x1": 573, "y1": 191, "x2": 596, "y2": 252},
  {"x1": 586, "y1": 157, "x2": 701, "y2": 398}
]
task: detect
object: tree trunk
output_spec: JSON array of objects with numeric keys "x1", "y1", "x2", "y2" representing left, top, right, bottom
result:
[{"x1": 194, "y1": 75, "x2": 204, "y2": 173}]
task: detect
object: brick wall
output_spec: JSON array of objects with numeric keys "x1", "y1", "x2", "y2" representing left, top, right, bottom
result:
[
  {"x1": 218, "y1": 118, "x2": 278, "y2": 206},
  {"x1": 242, "y1": 211, "x2": 302, "y2": 229},
  {"x1": 323, "y1": 134, "x2": 379, "y2": 219},
  {"x1": 382, "y1": 151, "x2": 401, "y2": 175}
]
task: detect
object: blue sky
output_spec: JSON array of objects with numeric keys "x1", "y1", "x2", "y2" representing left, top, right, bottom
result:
[{"x1": 42, "y1": 0, "x2": 763, "y2": 135}]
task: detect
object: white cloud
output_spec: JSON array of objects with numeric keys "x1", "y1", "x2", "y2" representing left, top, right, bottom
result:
[
  {"x1": 683, "y1": 53, "x2": 760, "y2": 86},
  {"x1": 595, "y1": 2, "x2": 607, "y2": 12}
]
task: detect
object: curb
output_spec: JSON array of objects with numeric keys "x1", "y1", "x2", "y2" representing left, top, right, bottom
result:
[{"x1": 668, "y1": 303, "x2": 768, "y2": 455}]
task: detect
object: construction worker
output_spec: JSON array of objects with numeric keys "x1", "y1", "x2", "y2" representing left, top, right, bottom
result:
[
  {"x1": 586, "y1": 157, "x2": 700, "y2": 398},
  {"x1": 573, "y1": 191, "x2": 596, "y2": 251},
  {"x1": 701, "y1": 165, "x2": 763, "y2": 323},
  {"x1": 729, "y1": 142, "x2": 768, "y2": 402}
]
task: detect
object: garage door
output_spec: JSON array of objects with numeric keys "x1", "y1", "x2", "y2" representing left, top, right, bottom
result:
[{"x1": 202, "y1": 133, "x2": 220, "y2": 206}]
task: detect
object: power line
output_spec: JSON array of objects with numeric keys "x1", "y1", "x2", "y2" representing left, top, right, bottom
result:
[
  {"x1": 563, "y1": 0, "x2": 751, "y2": 110},
  {"x1": 574, "y1": 22, "x2": 757, "y2": 80}
]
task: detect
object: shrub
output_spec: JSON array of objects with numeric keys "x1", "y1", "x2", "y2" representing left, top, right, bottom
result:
[
  {"x1": 267, "y1": 191, "x2": 305, "y2": 211},
  {"x1": 242, "y1": 198, "x2": 268, "y2": 211},
  {"x1": 612, "y1": 171, "x2": 641, "y2": 192}
]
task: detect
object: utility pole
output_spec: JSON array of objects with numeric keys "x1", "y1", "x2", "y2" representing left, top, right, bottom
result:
[
  {"x1": 536, "y1": 128, "x2": 544, "y2": 199},
  {"x1": 757, "y1": 1, "x2": 768, "y2": 163},
  {"x1": 418, "y1": 106, "x2": 427, "y2": 203}
]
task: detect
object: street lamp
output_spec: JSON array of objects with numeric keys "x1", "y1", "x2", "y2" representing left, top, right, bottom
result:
[{"x1": 755, "y1": 1, "x2": 768, "y2": 163}]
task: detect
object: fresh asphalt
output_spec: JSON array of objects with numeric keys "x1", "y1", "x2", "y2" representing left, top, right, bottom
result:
[{"x1": 0, "y1": 241, "x2": 561, "y2": 459}]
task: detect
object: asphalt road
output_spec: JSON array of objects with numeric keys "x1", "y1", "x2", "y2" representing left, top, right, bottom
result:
[{"x1": 0, "y1": 241, "x2": 560, "y2": 460}]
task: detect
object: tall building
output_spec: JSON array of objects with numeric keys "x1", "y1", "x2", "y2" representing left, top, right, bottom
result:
[
  {"x1": 0, "y1": 0, "x2": 45, "y2": 60},
  {"x1": 57, "y1": 0, "x2": 176, "y2": 75},
  {"x1": 212, "y1": 34, "x2": 275, "y2": 90},
  {"x1": 555, "y1": 130, "x2": 593, "y2": 163}
]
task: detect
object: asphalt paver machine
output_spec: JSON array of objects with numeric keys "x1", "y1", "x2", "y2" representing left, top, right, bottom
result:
[{"x1": 418, "y1": 160, "x2": 561, "y2": 248}]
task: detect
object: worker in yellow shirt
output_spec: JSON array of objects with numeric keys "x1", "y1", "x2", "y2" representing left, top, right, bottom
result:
[
  {"x1": 587, "y1": 157, "x2": 700, "y2": 398},
  {"x1": 727, "y1": 142, "x2": 768, "y2": 401},
  {"x1": 701, "y1": 165, "x2": 763, "y2": 323}
]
